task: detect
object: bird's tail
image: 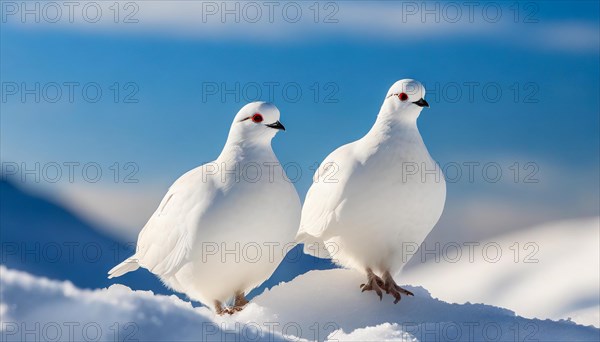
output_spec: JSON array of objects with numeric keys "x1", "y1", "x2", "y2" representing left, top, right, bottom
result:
[{"x1": 108, "y1": 257, "x2": 140, "y2": 279}]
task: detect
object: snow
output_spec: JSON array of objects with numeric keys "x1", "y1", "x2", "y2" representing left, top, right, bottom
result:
[
  {"x1": 329, "y1": 323, "x2": 417, "y2": 342},
  {"x1": 2, "y1": 266, "x2": 598, "y2": 341},
  {"x1": 404, "y1": 217, "x2": 600, "y2": 327},
  {"x1": 0, "y1": 266, "x2": 286, "y2": 341}
]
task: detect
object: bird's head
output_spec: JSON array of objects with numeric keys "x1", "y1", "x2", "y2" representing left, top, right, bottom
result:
[
  {"x1": 228, "y1": 101, "x2": 285, "y2": 144},
  {"x1": 381, "y1": 79, "x2": 429, "y2": 121}
]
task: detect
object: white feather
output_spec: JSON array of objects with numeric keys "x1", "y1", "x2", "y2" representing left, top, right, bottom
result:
[
  {"x1": 297, "y1": 80, "x2": 446, "y2": 277},
  {"x1": 109, "y1": 102, "x2": 301, "y2": 309}
]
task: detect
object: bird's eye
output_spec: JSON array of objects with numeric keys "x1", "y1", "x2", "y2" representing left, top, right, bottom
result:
[
  {"x1": 399, "y1": 93, "x2": 408, "y2": 101},
  {"x1": 251, "y1": 113, "x2": 263, "y2": 123}
]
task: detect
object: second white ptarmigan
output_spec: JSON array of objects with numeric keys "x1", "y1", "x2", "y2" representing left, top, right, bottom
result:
[
  {"x1": 109, "y1": 102, "x2": 301, "y2": 314},
  {"x1": 296, "y1": 79, "x2": 446, "y2": 303}
]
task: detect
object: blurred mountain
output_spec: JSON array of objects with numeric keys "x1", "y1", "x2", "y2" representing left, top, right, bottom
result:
[{"x1": 0, "y1": 179, "x2": 170, "y2": 294}]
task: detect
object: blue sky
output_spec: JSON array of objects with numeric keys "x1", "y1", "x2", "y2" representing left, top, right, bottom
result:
[{"x1": 1, "y1": 0, "x2": 599, "y2": 241}]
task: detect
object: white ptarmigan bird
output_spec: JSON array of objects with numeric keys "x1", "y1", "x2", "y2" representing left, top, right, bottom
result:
[
  {"x1": 296, "y1": 79, "x2": 446, "y2": 303},
  {"x1": 109, "y1": 102, "x2": 301, "y2": 314}
]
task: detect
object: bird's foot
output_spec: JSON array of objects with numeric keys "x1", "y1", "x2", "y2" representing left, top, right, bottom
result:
[
  {"x1": 382, "y1": 271, "x2": 414, "y2": 304},
  {"x1": 360, "y1": 268, "x2": 385, "y2": 301},
  {"x1": 234, "y1": 291, "x2": 249, "y2": 308},
  {"x1": 222, "y1": 307, "x2": 243, "y2": 315},
  {"x1": 214, "y1": 295, "x2": 249, "y2": 315},
  {"x1": 214, "y1": 301, "x2": 227, "y2": 316},
  {"x1": 226, "y1": 291, "x2": 249, "y2": 314}
]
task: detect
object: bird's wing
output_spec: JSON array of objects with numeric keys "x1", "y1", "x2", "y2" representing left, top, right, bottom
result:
[
  {"x1": 135, "y1": 166, "x2": 217, "y2": 276},
  {"x1": 297, "y1": 142, "x2": 357, "y2": 244}
]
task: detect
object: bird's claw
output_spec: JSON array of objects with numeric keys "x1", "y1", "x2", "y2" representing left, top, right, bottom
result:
[
  {"x1": 384, "y1": 283, "x2": 402, "y2": 304},
  {"x1": 361, "y1": 269, "x2": 414, "y2": 304},
  {"x1": 223, "y1": 306, "x2": 245, "y2": 315},
  {"x1": 397, "y1": 286, "x2": 414, "y2": 297},
  {"x1": 382, "y1": 271, "x2": 414, "y2": 304},
  {"x1": 360, "y1": 272, "x2": 384, "y2": 301},
  {"x1": 214, "y1": 293, "x2": 249, "y2": 316}
]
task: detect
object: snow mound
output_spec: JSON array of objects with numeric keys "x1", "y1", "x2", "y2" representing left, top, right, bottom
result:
[
  {"x1": 244, "y1": 269, "x2": 599, "y2": 341},
  {"x1": 0, "y1": 266, "x2": 286, "y2": 341},
  {"x1": 1, "y1": 266, "x2": 599, "y2": 341},
  {"x1": 404, "y1": 217, "x2": 600, "y2": 327}
]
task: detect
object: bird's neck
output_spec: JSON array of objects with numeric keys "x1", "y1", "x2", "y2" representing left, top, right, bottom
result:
[
  {"x1": 219, "y1": 138, "x2": 274, "y2": 163},
  {"x1": 365, "y1": 107, "x2": 421, "y2": 143}
]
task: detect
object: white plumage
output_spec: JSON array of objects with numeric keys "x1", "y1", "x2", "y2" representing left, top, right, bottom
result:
[
  {"x1": 297, "y1": 79, "x2": 446, "y2": 303},
  {"x1": 109, "y1": 102, "x2": 301, "y2": 314}
]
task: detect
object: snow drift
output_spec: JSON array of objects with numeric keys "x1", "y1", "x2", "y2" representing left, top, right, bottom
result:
[
  {"x1": 1, "y1": 266, "x2": 598, "y2": 342},
  {"x1": 404, "y1": 217, "x2": 600, "y2": 327}
]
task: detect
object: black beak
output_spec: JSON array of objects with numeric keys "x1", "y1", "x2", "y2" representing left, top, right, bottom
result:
[
  {"x1": 413, "y1": 98, "x2": 429, "y2": 108},
  {"x1": 265, "y1": 121, "x2": 285, "y2": 131}
]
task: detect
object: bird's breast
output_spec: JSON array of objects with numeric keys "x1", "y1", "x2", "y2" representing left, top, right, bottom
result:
[{"x1": 339, "y1": 140, "x2": 446, "y2": 231}]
